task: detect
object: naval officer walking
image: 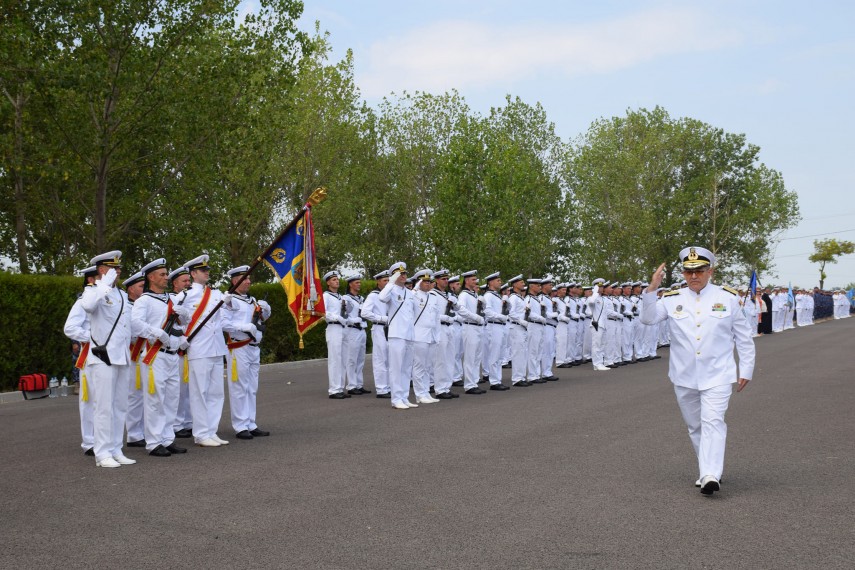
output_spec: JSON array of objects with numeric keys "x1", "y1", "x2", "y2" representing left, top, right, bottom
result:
[{"x1": 641, "y1": 247, "x2": 755, "y2": 495}]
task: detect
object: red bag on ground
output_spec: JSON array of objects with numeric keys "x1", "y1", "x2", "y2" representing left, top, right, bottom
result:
[{"x1": 18, "y1": 373, "x2": 49, "y2": 400}]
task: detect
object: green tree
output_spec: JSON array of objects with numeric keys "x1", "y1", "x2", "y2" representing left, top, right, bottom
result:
[
  {"x1": 566, "y1": 107, "x2": 800, "y2": 284},
  {"x1": 809, "y1": 238, "x2": 855, "y2": 290}
]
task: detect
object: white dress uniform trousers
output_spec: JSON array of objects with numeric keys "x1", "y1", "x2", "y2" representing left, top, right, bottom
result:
[
  {"x1": 64, "y1": 297, "x2": 95, "y2": 452},
  {"x1": 323, "y1": 291, "x2": 347, "y2": 395},
  {"x1": 361, "y1": 289, "x2": 389, "y2": 395}
]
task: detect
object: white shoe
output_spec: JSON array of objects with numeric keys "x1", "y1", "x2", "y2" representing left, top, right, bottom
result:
[
  {"x1": 96, "y1": 457, "x2": 121, "y2": 468},
  {"x1": 699, "y1": 475, "x2": 720, "y2": 495},
  {"x1": 392, "y1": 402, "x2": 409, "y2": 410},
  {"x1": 112, "y1": 454, "x2": 136, "y2": 465},
  {"x1": 212, "y1": 435, "x2": 230, "y2": 445},
  {"x1": 593, "y1": 365, "x2": 611, "y2": 371},
  {"x1": 416, "y1": 396, "x2": 439, "y2": 404},
  {"x1": 197, "y1": 438, "x2": 221, "y2": 447},
  {"x1": 404, "y1": 400, "x2": 418, "y2": 408}
]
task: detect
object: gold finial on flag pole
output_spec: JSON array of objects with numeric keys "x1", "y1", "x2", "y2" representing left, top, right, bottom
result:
[{"x1": 307, "y1": 187, "x2": 328, "y2": 207}]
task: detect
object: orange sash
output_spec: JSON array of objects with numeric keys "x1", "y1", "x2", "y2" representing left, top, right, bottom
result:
[
  {"x1": 142, "y1": 299, "x2": 175, "y2": 366},
  {"x1": 75, "y1": 342, "x2": 90, "y2": 369},
  {"x1": 226, "y1": 336, "x2": 252, "y2": 350},
  {"x1": 185, "y1": 286, "x2": 212, "y2": 337},
  {"x1": 130, "y1": 337, "x2": 146, "y2": 363}
]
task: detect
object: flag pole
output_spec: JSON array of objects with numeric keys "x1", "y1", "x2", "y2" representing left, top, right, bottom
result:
[{"x1": 186, "y1": 187, "x2": 328, "y2": 342}]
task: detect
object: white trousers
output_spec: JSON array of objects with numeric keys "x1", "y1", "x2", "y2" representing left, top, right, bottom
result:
[
  {"x1": 633, "y1": 321, "x2": 646, "y2": 358},
  {"x1": 434, "y1": 325, "x2": 454, "y2": 394},
  {"x1": 227, "y1": 345, "x2": 260, "y2": 433},
  {"x1": 606, "y1": 322, "x2": 621, "y2": 365},
  {"x1": 784, "y1": 309, "x2": 795, "y2": 330},
  {"x1": 571, "y1": 320, "x2": 584, "y2": 361},
  {"x1": 388, "y1": 337, "x2": 413, "y2": 406},
  {"x1": 582, "y1": 320, "x2": 592, "y2": 360},
  {"x1": 772, "y1": 310, "x2": 784, "y2": 332},
  {"x1": 142, "y1": 352, "x2": 180, "y2": 451},
  {"x1": 189, "y1": 356, "x2": 225, "y2": 442},
  {"x1": 486, "y1": 323, "x2": 506, "y2": 384},
  {"x1": 412, "y1": 341, "x2": 435, "y2": 398},
  {"x1": 674, "y1": 383, "x2": 732, "y2": 480},
  {"x1": 326, "y1": 324, "x2": 345, "y2": 395},
  {"x1": 555, "y1": 322, "x2": 568, "y2": 365},
  {"x1": 452, "y1": 324, "x2": 464, "y2": 381},
  {"x1": 174, "y1": 356, "x2": 193, "y2": 431},
  {"x1": 541, "y1": 324, "x2": 556, "y2": 377},
  {"x1": 462, "y1": 324, "x2": 483, "y2": 389},
  {"x1": 480, "y1": 326, "x2": 490, "y2": 378},
  {"x1": 126, "y1": 360, "x2": 145, "y2": 443},
  {"x1": 591, "y1": 324, "x2": 607, "y2": 367},
  {"x1": 87, "y1": 361, "x2": 129, "y2": 462},
  {"x1": 78, "y1": 365, "x2": 94, "y2": 451},
  {"x1": 344, "y1": 327, "x2": 366, "y2": 390},
  {"x1": 526, "y1": 323, "x2": 543, "y2": 381},
  {"x1": 371, "y1": 326, "x2": 389, "y2": 394},
  {"x1": 509, "y1": 324, "x2": 528, "y2": 384},
  {"x1": 622, "y1": 319, "x2": 635, "y2": 361},
  {"x1": 501, "y1": 325, "x2": 511, "y2": 365}
]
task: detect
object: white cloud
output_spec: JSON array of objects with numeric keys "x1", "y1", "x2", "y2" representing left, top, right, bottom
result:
[{"x1": 357, "y1": 6, "x2": 742, "y2": 97}]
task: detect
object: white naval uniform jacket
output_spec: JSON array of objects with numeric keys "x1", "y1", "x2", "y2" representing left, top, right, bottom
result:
[
  {"x1": 80, "y1": 280, "x2": 132, "y2": 366},
  {"x1": 457, "y1": 289, "x2": 485, "y2": 325},
  {"x1": 378, "y1": 281, "x2": 419, "y2": 341},
  {"x1": 360, "y1": 289, "x2": 388, "y2": 328},
  {"x1": 180, "y1": 283, "x2": 230, "y2": 360},
  {"x1": 413, "y1": 289, "x2": 443, "y2": 343},
  {"x1": 223, "y1": 294, "x2": 270, "y2": 344},
  {"x1": 507, "y1": 292, "x2": 528, "y2": 326},
  {"x1": 641, "y1": 284, "x2": 755, "y2": 390},
  {"x1": 484, "y1": 290, "x2": 508, "y2": 324},
  {"x1": 64, "y1": 295, "x2": 91, "y2": 344},
  {"x1": 133, "y1": 292, "x2": 183, "y2": 351}
]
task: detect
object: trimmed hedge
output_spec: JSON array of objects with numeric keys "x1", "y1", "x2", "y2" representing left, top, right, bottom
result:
[{"x1": 0, "y1": 272, "x2": 377, "y2": 392}]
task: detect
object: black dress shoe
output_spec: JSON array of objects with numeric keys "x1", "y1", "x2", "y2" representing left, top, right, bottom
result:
[
  {"x1": 376, "y1": 392, "x2": 391, "y2": 399},
  {"x1": 149, "y1": 445, "x2": 171, "y2": 457},
  {"x1": 347, "y1": 388, "x2": 363, "y2": 395},
  {"x1": 249, "y1": 428, "x2": 270, "y2": 437},
  {"x1": 514, "y1": 381, "x2": 532, "y2": 387},
  {"x1": 529, "y1": 378, "x2": 546, "y2": 384},
  {"x1": 449, "y1": 392, "x2": 460, "y2": 398},
  {"x1": 556, "y1": 363, "x2": 570, "y2": 368},
  {"x1": 359, "y1": 387, "x2": 372, "y2": 394},
  {"x1": 429, "y1": 386, "x2": 435, "y2": 394},
  {"x1": 479, "y1": 376, "x2": 488, "y2": 384},
  {"x1": 166, "y1": 443, "x2": 187, "y2": 454},
  {"x1": 174, "y1": 428, "x2": 193, "y2": 438},
  {"x1": 236, "y1": 430, "x2": 254, "y2": 440},
  {"x1": 489, "y1": 384, "x2": 509, "y2": 391},
  {"x1": 451, "y1": 380, "x2": 464, "y2": 387},
  {"x1": 329, "y1": 392, "x2": 348, "y2": 399},
  {"x1": 465, "y1": 387, "x2": 486, "y2": 394},
  {"x1": 127, "y1": 439, "x2": 146, "y2": 448},
  {"x1": 435, "y1": 392, "x2": 454, "y2": 399},
  {"x1": 84, "y1": 448, "x2": 94, "y2": 456},
  {"x1": 652, "y1": 355, "x2": 662, "y2": 359},
  {"x1": 545, "y1": 376, "x2": 559, "y2": 381}
]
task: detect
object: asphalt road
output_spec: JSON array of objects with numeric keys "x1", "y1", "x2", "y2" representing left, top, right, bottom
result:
[{"x1": 1, "y1": 318, "x2": 853, "y2": 569}]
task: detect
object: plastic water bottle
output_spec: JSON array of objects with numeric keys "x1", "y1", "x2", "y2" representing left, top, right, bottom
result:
[
  {"x1": 60, "y1": 376, "x2": 69, "y2": 397},
  {"x1": 49, "y1": 376, "x2": 59, "y2": 398}
]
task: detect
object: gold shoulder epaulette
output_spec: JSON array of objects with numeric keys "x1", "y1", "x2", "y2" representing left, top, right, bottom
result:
[
  {"x1": 721, "y1": 285, "x2": 738, "y2": 296},
  {"x1": 663, "y1": 290, "x2": 680, "y2": 297}
]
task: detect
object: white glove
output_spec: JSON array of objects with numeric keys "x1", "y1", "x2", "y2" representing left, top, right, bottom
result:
[
  {"x1": 478, "y1": 316, "x2": 485, "y2": 325},
  {"x1": 238, "y1": 322, "x2": 254, "y2": 333},
  {"x1": 102, "y1": 268, "x2": 117, "y2": 288},
  {"x1": 253, "y1": 330, "x2": 263, "y2": 344},
  {"x1": 258, "y1": 300, "x2": 271, "y2": 318},
  {"x1": 172, "y1": 304, "x2": 192, "y2": 318},
  {"x1": 156, "y1": 328, "x2": 170, "y2": 344},
  {"x1": 167, "y1": 335, "x2": 183, "y2": 351},
  {"x1": 178, "y1": 336, "x2": 190, "y2": 351},
  {"x1": 347, "y1": 317, "x2": 362, "y2": 325},
  {"x1": 222, "y1": 292, "x2": 233, "y2": 306}
]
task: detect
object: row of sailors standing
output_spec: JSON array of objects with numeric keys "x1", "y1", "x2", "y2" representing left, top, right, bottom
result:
[
  {"x1": 321, "y1": 263, "x2": 676, "y2": 409},
  {"x1": 63, "y1": 251, "x2": 271, "y2": 468}
]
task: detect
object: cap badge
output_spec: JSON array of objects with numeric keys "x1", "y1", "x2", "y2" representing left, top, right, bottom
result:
[{"x1": 688, "y1": 248, "x2": 698, "y2": 261}]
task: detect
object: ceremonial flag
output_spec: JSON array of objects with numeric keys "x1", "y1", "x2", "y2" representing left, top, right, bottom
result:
[
  {"x1": 749, "y1": 270, "x2": 758, "y2": 298},
  {"x1": 787, "y1": 281, "x2": 795, "y2": 307},
  {"x1": 262, "y1": 189, "x2": 327, "y2": 348}
]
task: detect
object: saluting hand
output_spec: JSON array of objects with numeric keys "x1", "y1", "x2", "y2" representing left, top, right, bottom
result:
[{"x1": 647, "y1": 263, "x2": 666, "y2": 293}]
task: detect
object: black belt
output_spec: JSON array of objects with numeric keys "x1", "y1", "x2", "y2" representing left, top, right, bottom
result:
[
  {"x1": 464, "y1": 322, "x2": 482, "y2": 326},
  {"x1": 249, "y1": 343, "x2": 259, "y2": 347},
  {"x1": 545, "y1": 322, "x2": 556, "y2": 328},
  {"x1": 328, "y1": 322, "x2": 343, "y2": 326},
  {"x1": 441, "y1": 322, "x2": 452, "y2": 326},
  {"x1": 510, "y1": 319, "x2": 526, "y2": 327},
  {"x1": 159, "y1": 348, "x2": 177, "y2": 355},
  {"x1": 487, "y1": 319, "x2": 506, "y2": 325},
  {"x1": 347, "y1": 324, "x2": 363, "y2": 330}
]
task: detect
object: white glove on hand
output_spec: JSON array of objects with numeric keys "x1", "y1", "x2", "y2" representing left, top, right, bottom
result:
[
  {"x1": 167, "y1": 335, "x2": 184, "y2": 351},
  {"x1": 222, "y1": 292, "x2": 233, "y2": 306},
  {"x1": 102, "y1": 268, "x2": 117, "y2": 288},
  {"x1": 347, "y1": 317, "x2": 362, "y2": 325},
  {"x1": 172, "y1": 304, "x2": 192, "y2": 318},
  {"x1": 253, "y1": 330, "x2": 263, "y2": 344},
  {"x1": 238, "y1": 322, "x2": 254, "y2": 333},
  {"x1": 178, "y1": 336, "x2": 190, "y2": 351},
  {"x1": 258, "y1": 300, "x2": 271, "y2": 318},
  {"x1": 156, "y1": 328, "x2": 170, "y2": 344}
]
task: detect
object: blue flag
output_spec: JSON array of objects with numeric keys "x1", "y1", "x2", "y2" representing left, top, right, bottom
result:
[
  {"x1": 749, "y1": 270, "x2": 758, "y2": 298},
  {"x1": 787, "y1": 282, "x2": 795, "y2": 307}
]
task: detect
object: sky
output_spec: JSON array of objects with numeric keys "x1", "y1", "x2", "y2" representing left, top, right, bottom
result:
[{"x1": 251, "y1": 0, "x2": 855, "y2": 288}]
